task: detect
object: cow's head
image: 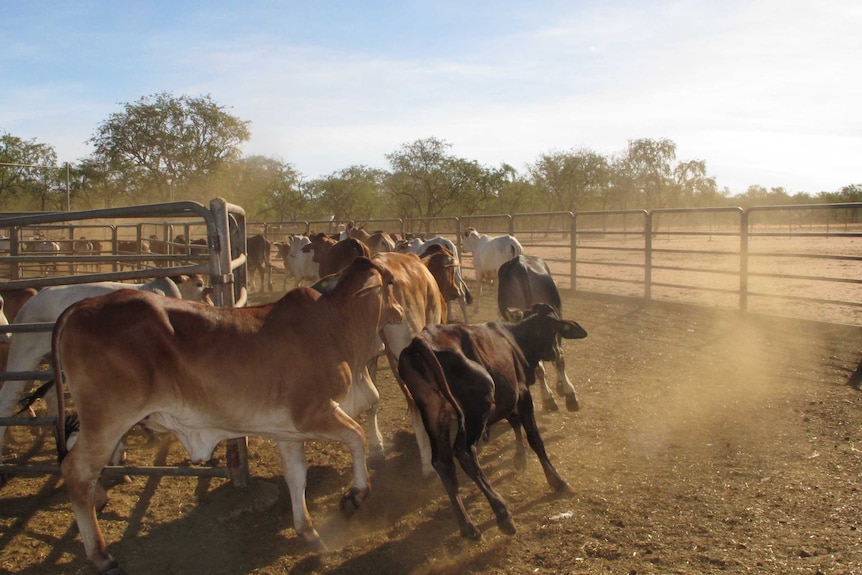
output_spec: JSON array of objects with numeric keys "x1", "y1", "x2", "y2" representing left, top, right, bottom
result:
[
  {"x1": 318, "y1": 257, "x2": 403, "y2": 331},
  {"x1": 511, "y1": 303, "x2": 587, "y2": 363}
]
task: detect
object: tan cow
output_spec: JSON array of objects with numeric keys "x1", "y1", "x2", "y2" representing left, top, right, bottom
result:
[
  {"x1": 53, "y1": 257, "x2": 402, "y2": 573},
  {"x1": 370, "y1": 251, "x2": 447, "y2": 477}
]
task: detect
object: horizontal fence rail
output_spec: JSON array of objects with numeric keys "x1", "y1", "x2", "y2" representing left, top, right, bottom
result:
[
  {"x1": 257, "y1": 202, "x2": 862, "y2": 326},
  {"x1": 0, "y1": 198, "x2": 251, "y2": 484}
]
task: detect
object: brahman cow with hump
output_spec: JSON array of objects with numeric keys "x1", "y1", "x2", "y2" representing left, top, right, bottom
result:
[
  {"x1": 497, "y1": 254, "x2": 580, "y2": 412},
  {"x1": 53, "y1": 257, "x2": 402, "y2": 574},
  {"x1": 397, "y1": 303, "x2": 587, "y2": 539},
  {"x1": 0, "y1": 277, "x2": 208, "y2": 457},
  {"x1": 461, "y1": 227, "x2": 523, "y2": 296}
]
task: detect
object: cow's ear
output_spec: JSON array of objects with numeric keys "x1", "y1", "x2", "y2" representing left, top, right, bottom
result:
[
  {"x1": 312, "y1": 274, "x2": 339, "y2": 294},
  {"x1": 505, "y1": 307, "x2": 524, "y2": 322},
  {"x1": 558, "y1": 320, "x2": 588, "y2": 340},
  {"x1": 354, "y1": 274, "x2": 384, "y2": 298}
]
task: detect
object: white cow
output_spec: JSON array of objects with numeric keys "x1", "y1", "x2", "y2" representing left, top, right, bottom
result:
[
  {"x1": 284, "y1": 234, "x2": 319, "y2": 289},
  {"x1": 0, "y1": 277, "x2": 188, "y2": 455},
  {"x1": 461, "y1": 228, "x2": 524, "y2": 296}
]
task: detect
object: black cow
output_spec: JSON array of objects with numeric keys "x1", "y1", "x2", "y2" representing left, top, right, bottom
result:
[
  {"x1": 497, "y1": 254, "x2": 578, "y2": 412},
  {"x1": 397, "y1": 303, "x2": 587, "y2": 539},
  {"x1": 247, "y1": 234, "x2": 273, "y2": 292}
]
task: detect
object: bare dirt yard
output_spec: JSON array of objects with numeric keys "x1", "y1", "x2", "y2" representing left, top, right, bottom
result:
[{"x1": 2, "y1": 284, "x2": 862, "y2": 575}]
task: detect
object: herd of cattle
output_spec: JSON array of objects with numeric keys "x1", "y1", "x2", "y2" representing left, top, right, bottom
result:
[{"x1": 0, "y1": 225, "x2": 589, "y2": 574}]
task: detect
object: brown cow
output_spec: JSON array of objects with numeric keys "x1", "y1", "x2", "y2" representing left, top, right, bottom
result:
[
  {"x1": 343, "y1": 222, "x2": 396, "y2": 255},
  {"x1": 304, "y1": 234, "x2": 370, "y2": 278},
  {"x1": 246, "y1": 234, "x2": 273, "y2": 292},
  {"x1": 397, "y1": 303, "x2": 587, "y2": 539},
  {"x1": 53, "y1": 257, "x2": 403, "y2": 573},
  {"x1": 368, "y1": 251, "x2": 446, "y2": 476},
  {"x1": 418, "y1": 244, "x2": 467, "y2": 324}
]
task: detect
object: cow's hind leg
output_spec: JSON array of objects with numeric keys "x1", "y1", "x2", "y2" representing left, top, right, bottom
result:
[
  {"x1": 62, "y1": 427, "x2": 130, "y2": 574},
  {"x1": 319, "y1": 406, "x2": 371, "y2": 516},
  {"x1": 277, "y1": 441, "x2": 323, "y2": 548},
  {"x1": 553, "y1": 336, "x2": 579, "y2": 411},
  {"x1": 518, "y1": 392, "x2": 570, "y2": 492},
  {"x1": 506, "y1": 415, "x2": 528, "y2": 471},
  {"x1": 454, "y1": 408, "x2": 516, "y2": 536},
  {"x1": 534, "y1": 361, "x2": 559, "y2": 411}
]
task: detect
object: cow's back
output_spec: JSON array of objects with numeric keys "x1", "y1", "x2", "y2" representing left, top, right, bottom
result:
[{"x1": 497, "y1": 255, "x2": 561, "y2": 320}]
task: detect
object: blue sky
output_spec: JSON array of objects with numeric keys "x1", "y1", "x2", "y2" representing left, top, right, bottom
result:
[{"x1": 2, "y1": 0, "x2": 860, "y2": 195}]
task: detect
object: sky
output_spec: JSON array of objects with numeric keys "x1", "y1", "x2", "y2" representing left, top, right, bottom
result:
[{"x1": 2, "y1": 0, "x2": 860, "y2": 196}]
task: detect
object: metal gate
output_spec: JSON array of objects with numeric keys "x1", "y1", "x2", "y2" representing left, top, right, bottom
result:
[{"x1": 0, "y1": 198, "x2": 252, "y2": 485}]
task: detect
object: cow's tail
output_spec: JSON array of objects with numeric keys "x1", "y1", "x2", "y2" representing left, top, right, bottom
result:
[
  {"x1": 399, "y1": 339, "x2": 466, "y2": 438},
  {"x1": 51, "y1": 304, "x2": 72, "y2": 462}
]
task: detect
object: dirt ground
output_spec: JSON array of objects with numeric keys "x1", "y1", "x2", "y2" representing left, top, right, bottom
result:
[{"x1": 2, "y1": 283, "x2": 862, "y2": 575}]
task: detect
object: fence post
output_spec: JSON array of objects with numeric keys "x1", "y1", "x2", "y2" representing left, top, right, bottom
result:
[
  {"x1": 570, "y1": 213, "x2": 578, "y2": 292},
  {"x1": 645, "y1": 211, "x2": 653, "y2": 301},
  {"x1": 740, "y1": 209, "x2": 749, "y2": 312},
  {"x1": 209, "y1": 198, "x2": 250, "y2": 487}
]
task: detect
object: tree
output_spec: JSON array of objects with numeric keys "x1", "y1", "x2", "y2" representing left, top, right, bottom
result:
[
  {"x1": 89, "y1": 93, "x2": 250, "y2": 203},
  {"x1": 0, "y1": 132, "x2": 59, "y2": 210},
  {"x1": 384, "y1": 137, "x2": 499, "y2": 225},
  {"x1": 309, "y1": 165, "x2": 386, "y2": 222},
  {"x1": 616, "y1": 138, "x2": 677, "y2": 209},
  {"x1": 529, "y1": 148, "x2": 611, "y2": 212},
  {"x1": 672, "y1": 159, "x2": 720, "y2": 207}
]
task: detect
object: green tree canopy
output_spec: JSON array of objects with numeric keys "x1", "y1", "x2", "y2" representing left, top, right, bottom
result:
[
  {"x1": 88, "y1": 93, "x2": 250, "y2": 203},
  {"x1": 0, "y1": 132, "x2": 59, "y2": 210}
]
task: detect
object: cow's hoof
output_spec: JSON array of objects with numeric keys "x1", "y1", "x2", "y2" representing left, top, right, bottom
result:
[
  {"x1": 551, "y1": 479, "x2": 572, "y2": 493},
  {"x1": 513, "y1": 452, "x2": 527, "y2": 471},
  {"x1": 99, "y1": 557, "x2": 127, "y2": 575},
  {"x1": 338, "y1": 487, "x2": 368, "y2": 517},
  {"x1": 543, "y1": 397, "x2": 560, "y2": 412},
  {"x1": 565, "y1": 395, "x2": 580, "y2": 412},
  {"x1": 460, "y1": 524, "x2": 482, "y2": 540},
  {"x1": 305, "y1": 537, "x2": 328, "y2": 553},
  {"x1": 368, "y1": 448, "x2": 386, "y2": 467},
  {"x1": 497, "y1": 515, "x2": 517, "y2": 535}
]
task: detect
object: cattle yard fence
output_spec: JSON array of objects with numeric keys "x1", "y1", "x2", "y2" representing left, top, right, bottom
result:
[
  {"x1": 256, "y1": 202, "x2": 862, "y2": 327},
  {"x1": 0, "y1": 198, "x2": 253, "y2": 485}
]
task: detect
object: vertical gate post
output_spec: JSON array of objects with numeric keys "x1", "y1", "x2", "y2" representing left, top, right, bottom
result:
[
  {"x1": 740, "y1": 209, "x2": 750, "y2": 312},
  {"x1": 644, "y1": 211, "x2": 653, "y2": 301},
  {"x1": 209, "y1": 198, "x2": 250, "y2": 487}
]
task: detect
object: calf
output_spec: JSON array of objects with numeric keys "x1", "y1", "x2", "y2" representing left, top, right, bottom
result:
[
  {"x1": 498, "y1": 254, "x2": 579, "y2": 411},
  {"x1": 461, "y1": 228, "x2": 523, "y2": 296},
  {"x1": 53, "y1": 257, "x2": 402, "y2": 573},
  {"x1": 398, "y1": 303, "x2": 587, "y2": 539}
]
